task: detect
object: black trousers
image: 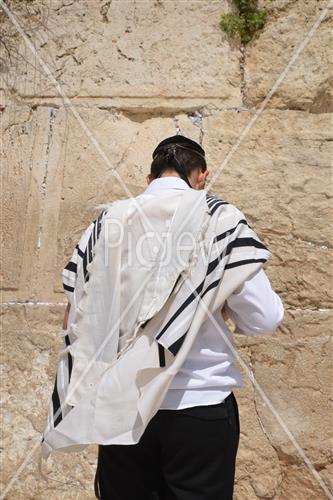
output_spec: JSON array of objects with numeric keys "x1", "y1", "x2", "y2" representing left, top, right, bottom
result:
[{"x1": 94, "y1": 392, "x2": 240, "y2": 500}]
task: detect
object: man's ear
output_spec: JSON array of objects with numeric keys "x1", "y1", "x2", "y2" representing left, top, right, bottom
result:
[
  {"x1": 198, "y1": 169, "x2": 209, "y2": 185},
  {"x1": 146, "y1": 174, "x2": 153, "y2": 185}
]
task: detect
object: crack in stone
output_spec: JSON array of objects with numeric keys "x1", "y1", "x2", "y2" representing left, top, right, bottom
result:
[
  {"x1": 37, "y1": 106, "x2": 58, "y2": 250},
  {"x1": 100, "y1": 0, "x2": 112, "y2": 23},
  {"x1": 173, "y1": 115, "x2": 181, "y2": 134},
  {"x1": 249, "y1": 350, "x2": 284, "y2": 498},
  {"x1": 1, "y1": 301, "x2": 66, "y2": 306},
  {"x1": 116, "y1": 45, "x2": 135, "y2": 62},
  {"x1": 239, "y1": 45, "x2": 247, "y2": 108},
  {"x1": 187, "y1": 110, "x2": 205, "y2": 145},
  {"x1": 3, "y1": 106, "x2": 34, "y2": 134}
]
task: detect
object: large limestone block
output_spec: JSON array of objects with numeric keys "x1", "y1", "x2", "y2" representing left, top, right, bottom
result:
[
  {"x1": 2, "y1": 100, "x2": 68, "y2": 302},
  {"x1": 235, "y1": 308, "x2": 332, "y2": 345},
  {"x1": 54, "y1": 108, "x2": 203, "y2": 297},
  {"x1": 245, "y1": 1, "x2": 333, "y2": 111},
  {"x1": 229, "y1": 336, "x2": 332, "y2": 499},
  {"x1": 0, "y1": 303, "x2": 98, "y2": 499},
  {"x1": 251, "y1": 334, "x2": 333, "y2": 466},
  {"x1": 277, "y1": 464, "x2": 333, "y2": 500},
  {"x1": 1, "y1": 0, "x2": 241, "y2": 105},
  {"x1": 1, "y1": 102, "x2": 34, "y2": 292},
  {"x1": 250, "y1": 336, "x2": 332, "y2": 498},
  {"x1": 279, "y1": 308, "x2": 333, "y2": 340},
  {"x1": 203, "y1": 109, "x2": 333, "y2": 309},
  {"x1": 231, "y1": 349, "x2": 282, "y2": 499},
  {"x1": 1, "y1": 97, "x2": 204, "y2": 302}
]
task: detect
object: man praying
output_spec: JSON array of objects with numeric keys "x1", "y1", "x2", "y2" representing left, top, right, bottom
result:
[{"x1": 41, "y1": 135, "x2": 284, "y2": 500}]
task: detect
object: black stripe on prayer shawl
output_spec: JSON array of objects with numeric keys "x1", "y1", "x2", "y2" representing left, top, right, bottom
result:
[
  {"x1": 155, "y1": 280, "x2": 205, "y2": 341},
  {"x1": 63, "y1": 210, "x2": 107, "y2": 289},
  {"x1": 168, "y1": 259, "x2": 269, "y2": 356},
  {"x1": 76, "y1": 244, "x2": 85, "y2": 259},
  {"x1": 207, "y1": 199, "x2": 225, "y2": 209},
  {"x1": 157, "y1": 231, "x2": 269, "y2": 355},
  {"x1": 167, "y1": 281, "x2": 223, "y2": 355},
  {"x1": 211, "y1": 201, "x2": 229, "y2": 215},
  {"x1": 206, "y1": 193, "x2": 222, "y2": 203},
  {"x1": 158, "y1": 343, "x2": 166, "y2": 367},
  {"x1": 51, "y1": 373, "x2": 62, "y2": 427},
  {"x1": 82, "y1": 248, "x2": 89, "y2": 282},
  {"x1": 141, "y1": 275, "x2": 184, "y2": 366},
  {"x1": 165, "y1": 279, "x2": 221, "y2": 355},
  {"x1": 201, "y1": 279, "x2": 221, "y2": 299},
  {"x1": 206, "y1": 194, "x2": 255, "y2": 230},
  {"x1": 65, "y1": 333, "x2": 73, "y2": 379},
  {"x1": 206, "y1": 193, "x2": 224, "y2": 207},
  {"x1": 205, "y1": 193, "x2": 229, "y2": 215},
  {"x1": 50, "y1": 209, "x2": 107, "y2": 431},
  {"x1": 88, "y1": 235, "x2": 93, "y2": 265},
  {"x1": 207, "y1": 237, "x2": 268, "y2": 275},
  {"x1": 155, "y1": 230, "x2": 255, "y2": 343},
  {"x1": 168, "y1": 332, "x2": 188, "y2": 356},
  {"x1": 65, "y1": 261, "x2": 77, "y2": 273},
  {"x1": 225, "y1": 258, "x2": 267, "y2": 270},
  {"x1": 214, "y1": 219, "x2": 248, "y2": 242},
  {"x1": 85, "y1": 210, "x2": 106, "y2": 283}
]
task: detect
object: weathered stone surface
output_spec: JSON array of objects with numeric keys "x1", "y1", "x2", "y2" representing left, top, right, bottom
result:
[
  {"x1": 0, "y1": 303, "x2": 97, "y2": 498},
  {"x1": 249, "y1": 336, "x2": 333, "y2": 499},
  {"x1": 1, "y1": 102, "x2": 35, "y2": 292},
  {"x1": 203, "y1": 109, "x2": 333, "y2": 309},
  {"x1": 1, "y1": 0, "x2": 241, "y2": 105},
  {"x1": 1, "y1": 0, "x2": 332, "y2": 498},
  {"x1": 2, "y1": 99, "x2": 204, "y2": 302},
  {"x1": 2, "y1": 102, "x2": 70, "y2": 301},
  {"x1": 235, "y1": 307, "x2": 332, "y2": 344},
  {"x1": 232, "y1": 349, "x2": 282, "y2": 500},
  {"x1": 230, "y1": 335, "x2": 332, "y2": 499},
  {"x1": 54, "y1": 108, "x2": 204, "y2": 297},
  {"x1": 245, "y1": 1, "x2": 333, "y2": 111}
]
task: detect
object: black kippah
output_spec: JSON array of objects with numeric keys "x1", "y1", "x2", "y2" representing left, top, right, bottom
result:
[{"x1": 152, "y1": 135, "x2": 205, "y2": 160}]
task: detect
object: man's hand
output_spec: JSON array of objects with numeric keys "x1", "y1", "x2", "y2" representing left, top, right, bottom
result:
[{"x1": 63, "y1": 302, "x2": 71, "y2": 330}]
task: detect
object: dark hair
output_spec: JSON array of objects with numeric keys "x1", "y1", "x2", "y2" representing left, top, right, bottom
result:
[{"x1": 150, "y1": 144, "x2": 207, "y2": 187}]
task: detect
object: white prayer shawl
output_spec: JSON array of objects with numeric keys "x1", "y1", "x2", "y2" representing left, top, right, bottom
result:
[{"x1": 40, "y1": 188, "x2": 271, "y2": 461}]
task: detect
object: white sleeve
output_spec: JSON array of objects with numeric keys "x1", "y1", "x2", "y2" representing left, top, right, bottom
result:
[{"x1": 225, "y1": 268, "x2": 284, "y2": 335}]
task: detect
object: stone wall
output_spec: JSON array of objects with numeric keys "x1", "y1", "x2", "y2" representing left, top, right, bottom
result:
[{"x1": 1, "y1": 0, "x2": 332, "y2": 498}]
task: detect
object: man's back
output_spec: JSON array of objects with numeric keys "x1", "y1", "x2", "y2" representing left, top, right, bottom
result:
[
  {"x1": 42, "y1": 135, "x2": 284, "y2": 500},
  {"x1": 142, "y1": 176, "x2": 284, "y2": 410}
]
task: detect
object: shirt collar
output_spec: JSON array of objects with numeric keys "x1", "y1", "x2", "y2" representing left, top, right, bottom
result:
[{"x1": 142, "y1": 176, "x2": 191, "y2": 195}]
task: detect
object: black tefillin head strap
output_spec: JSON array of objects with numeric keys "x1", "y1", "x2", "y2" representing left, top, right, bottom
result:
[{"x1": 158, "y1": 144, "x2": 193, "y2": 188}]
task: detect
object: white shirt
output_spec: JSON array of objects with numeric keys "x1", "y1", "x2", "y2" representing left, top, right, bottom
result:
[{"x1": 142, "y1": 176, "x2": 284, "y2": 409}]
